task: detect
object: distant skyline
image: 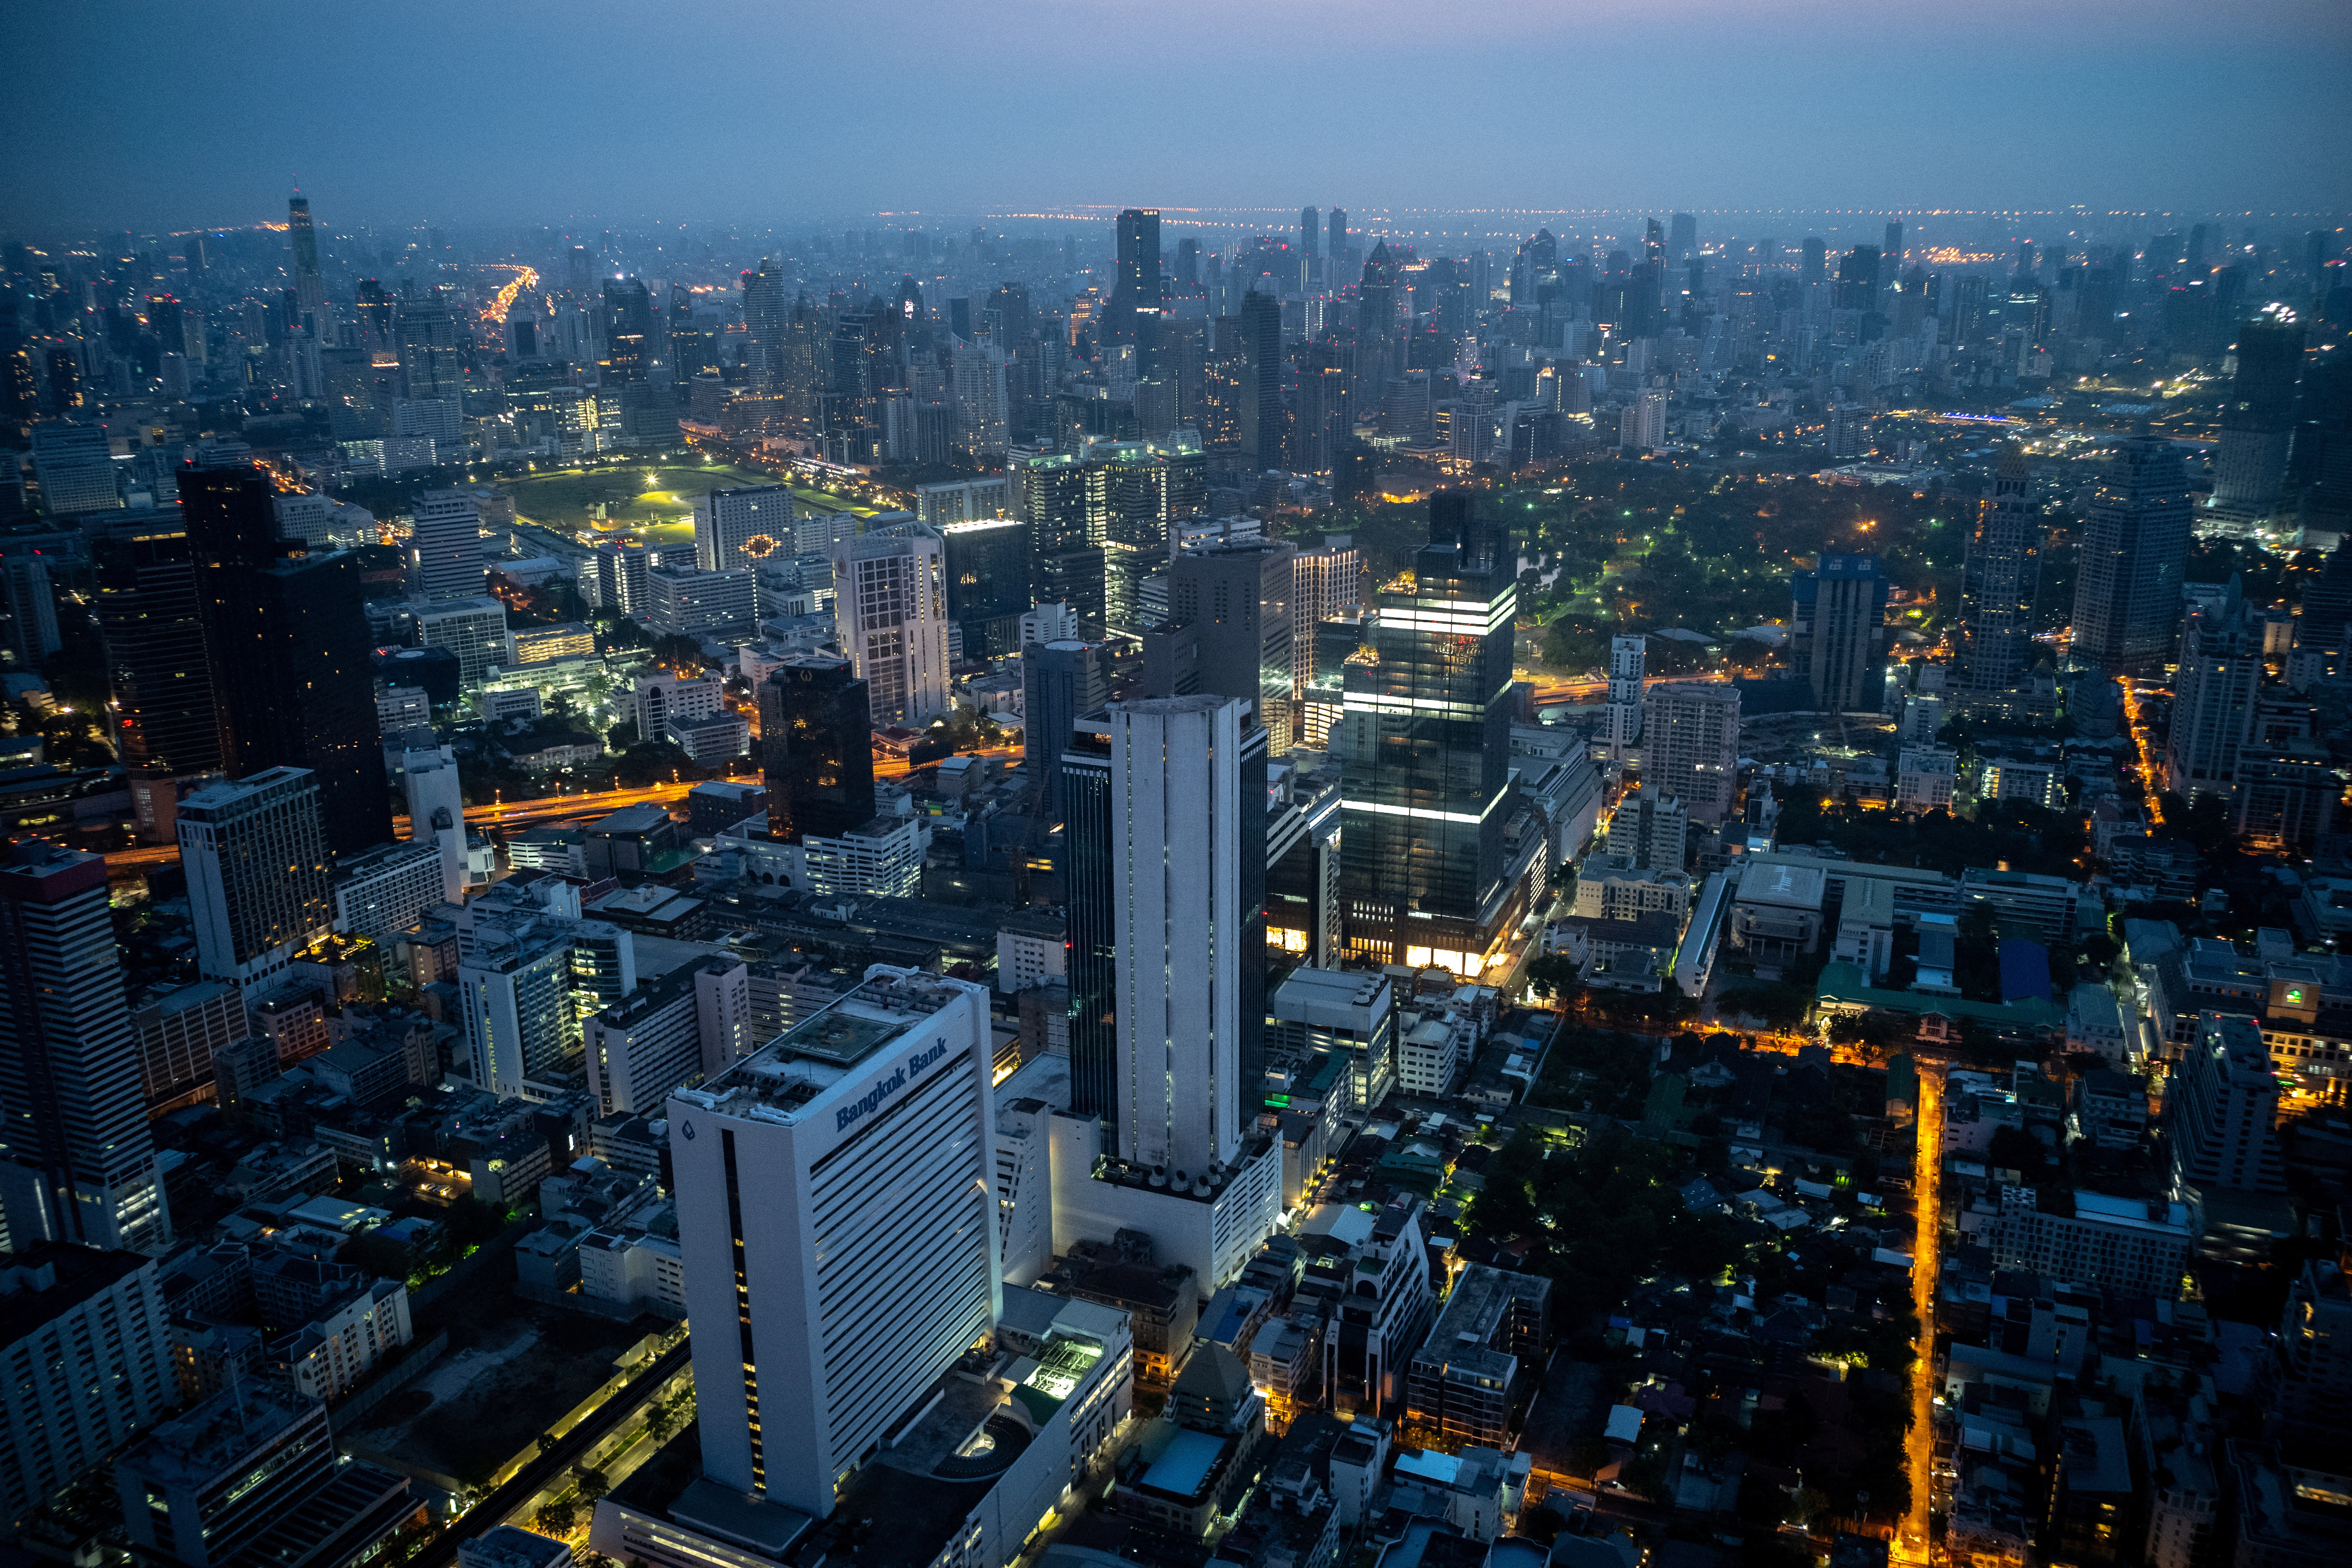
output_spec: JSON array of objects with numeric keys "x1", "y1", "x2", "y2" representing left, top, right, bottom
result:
[{"x1": 3, "y1": 0, "x2": 2347, "y2": 235}]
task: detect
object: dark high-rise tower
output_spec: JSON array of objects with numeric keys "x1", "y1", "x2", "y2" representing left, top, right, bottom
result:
[
  {"x1": 1238, "y1": 290, "x2": 1285, "y2": 473},
  {"x1": 740, "y1": 258, "x2": 789, "y2": 393},
  {"x1": 2289, "y1": 345, "x2": 2352, "y2": 545},
  {"x1": 1668, "y1": 213, "x2": 1697, "y2": 262},
  {"x1": 94, "y1": 517, "x2": 222, "y2": 777},
  {"x1": 938, "y1": 519, "x2": 1030, "y2": 661},
  {"x1": 1790, "y1": 555, "x2": 1891, "y2": 713},
  {"x1": 1300, "y1": 206, "x2": 1320, "y2": 263},
  {"x1": 0, "y1": 841, "x2": 170, "y2": 1253},
  {"x1": 1358, "y1": 241, "x2": 1399, "y2": 342},
  {"x1": 987, "y1": 281, "x2": 1032, "y2": 340},
  {"x1": 1328, "y1": 209, "x2": 1347, "y2": 268},
  {"x1": 757, "y1": 655, "x2": 875, "y2": 843},
  {"x1": 1955, "y1": 444, "x2": 2042, "y2": 695},
  {"x1": 180, "y1": 466, "x2": 389, "y2": 856},
  {"x1": 601, "y1": 277, "x2": 655, "y2": 383},
  {"x1": 1802, "y1": 237, "x2": 1826, "y2": 285},
  {"x1": 1110, "y1": 208, "x2": 1162, "y2": 359},
  {"x1": 395, "y1": 290, "x2": 462, "y2": 401},
  {"x1": 1836, "y1": 246, "x2": 1883, "y2": 313},
  {"x1": 1430, "y1": 485, "x2": 1510, "y2": 574},
  {"x1": 1169, "y1": 541, "x2": 1295, "y2": 750},
  {"x1": 1022, "y1": 638, "x2": 1108, "y2": 819},
  {"x1": 2210, "y1": 303, "x2": 2307, "y2": 518},
  {"x1": 287, "y1": 195, "x2": 325, "y2": 322},
  {"x1": 1336, "y1": 514, "x2": 1517, "y2": 972},
  {"x1": 2072, "y1": 436, "x2": 2192, "y2": 677},
  {"x1": 354, "y1": 278, "x2": 393, "y2": 343}
]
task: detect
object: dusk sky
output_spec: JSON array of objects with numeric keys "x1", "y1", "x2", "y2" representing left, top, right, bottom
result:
[{"x1": 4, "y1": 0, "x2": 2348, "y2": 234}]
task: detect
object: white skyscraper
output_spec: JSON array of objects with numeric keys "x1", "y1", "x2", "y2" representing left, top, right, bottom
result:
[
  {"x1": 0, "y1": 842, "x2": 173, "y2": 1253},
  {"x1": 1108, "y1": 697, "x2": 1257, "y2": 1175},
  {"x1": 694, "y1": 484, "x2": 797, "y2": 572},
  {"x1": 951, "y1": 340, "x2": 1010, "y2": 454},
  {"x1": 1619, "y1": 391, "x2": 1667, "y2": 452},
  {"x1": 1050, "y1": 697, "x2": 1284, "y2": 1292},
  {"x1": 832, "y1": 519, "x2": 951, "y2": 724},
  {"x1": 178, "y1": 768, "x2": 334, "y2": 986},
  {"x1": 667, "y1": 967, "x2": 999, "y2": 1517},
  {"x1": 1641, "y1": 680, "x2": 1741, "y2": 822},
  {"x1": 411, "y1": 490, "x2": 485, "y2": 601},
  {"x1": 1605, "y1": 633, "x2": 1645, "y2": 758}
]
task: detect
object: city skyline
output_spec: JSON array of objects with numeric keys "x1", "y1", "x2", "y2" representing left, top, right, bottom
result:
[{"x1": 3, "y1": 0, "x2": 2347, "y2": 233}]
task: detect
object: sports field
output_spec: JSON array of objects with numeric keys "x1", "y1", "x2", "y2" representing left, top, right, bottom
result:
[{"x1": 505, "y1": 461, "x2": 879, "y2": 550}]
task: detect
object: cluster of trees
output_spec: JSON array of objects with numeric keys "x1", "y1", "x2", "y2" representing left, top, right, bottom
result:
[
  {"x1": 1467, "y1": 1127, "x2": 1743, "y2": 1321},
  {"x1": 1513, "y1": 469, "x2": 1961, "y2": 658},
  {"x1": 1772, "y1": 786, "x2": 2086, "y2": 875}
]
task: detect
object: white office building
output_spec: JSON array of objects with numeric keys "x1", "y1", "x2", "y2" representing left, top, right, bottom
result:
[
  {"x1": 398, "y1": 730, "x2": 468, "y2": 903},
  {"x1": 1107, "y1": 698, "x2": 1256, "y2": 1175},
  {"x1": 832, "y1": 520, "x2": 950, "y2": 724},
  {"x1": 694, "y1": 484, "x2": 797, "y2": 572},
  {"x1": 29, "y1": 420, "x2": 119, "y2": 516},
  {"x1": 803, "y1": 814, "x2": 929, "y2": 898},
  {"x1": 454, "y1": 890, "x2": 637, "y2": 1100},
  {"x1": 913, "y1": 476, "x2": 1010, "y2": 526},
  {"x1": 1897, "y1": 746, "x2": 1960, "y2": 815},
  {"x1": 411, "y1": 490, "x2": 485, "y2": 601},
  {"x1": 668, "y1": 967, "x2": 1000, "y2": 1518},
  {"x1": 1604, "y1": 634, "x2": 1644, "y2": 757},
  {"x1": 330, "y1": 839, "x2": 447, "y2": 944},
  {"x1": 179, "y1": 768, "x2": 333, "y2": 987},
  {"x1": 584, "y1": 956, "x2": 750, "y2": 1117},
  {"x1": 632, "y1": 672, "x2": 724, "y2": 743},
  {"x1": 416, "y1": 597, "x2": 510, "y2": 685},
  {"x1": 645, "y1": 566, "x2": 757, "y2": 639},
  {"x1": 1269, "y1": 966, "x2": 1397, "y2": 1116}
]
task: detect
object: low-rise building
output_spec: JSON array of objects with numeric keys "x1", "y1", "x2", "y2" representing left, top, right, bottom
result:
[
  {"x1": 996, "y1": 906, "x2": 1067, "y2": 995},
  {"x1": 1730, "y1": 856, "x2": 1827, "y2": 969},
  {"x1": 270, "y1": 1276, "x2": 412, "y2": 1403},
  {"x1": 1571, "y1": 852, "x2": 1693, "y2": 922},
  {"x1": 2072, "y1": 1071, "x2": 2148, "y2": 1152},
  {"x1": 1897, "y1": 745, "x2": 1960, "y2": 814},
  {"x1": 1269, "y1": 966, "x2": 1397, "y2": 1117},
  {"x1": 1297, "y1": 1197, "x2": 1435, "y2": 1422},
  {"x1": 1404, "y1": 1265, "x2": 1551, "y2": 1451},
  {"x1": 1966, "y1": 1185, "x2": 2196, "y2": 1299}
]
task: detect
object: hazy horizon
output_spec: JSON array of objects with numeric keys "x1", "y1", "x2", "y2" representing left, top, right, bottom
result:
[{"x1": 5, "y1": 0, "x2": 2347, "y2": 237}]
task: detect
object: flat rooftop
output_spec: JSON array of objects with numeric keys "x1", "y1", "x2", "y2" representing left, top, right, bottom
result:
[
  {"x1": 123, "y1": 1387, "x2": 316, "y2": 1486},
  {"x1": 678, "y1": 970, "x2": 976, "y2": 1122}
]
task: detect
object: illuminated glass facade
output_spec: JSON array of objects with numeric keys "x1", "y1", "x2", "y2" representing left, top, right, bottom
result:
[{"x1": 1334, "y1": 541, "x2": 1515, "y2": 972}]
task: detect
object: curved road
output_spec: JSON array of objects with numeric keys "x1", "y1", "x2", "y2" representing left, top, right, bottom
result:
[{"x1": 405, "y1": 1335, "x2": 693, "y2": 1568}]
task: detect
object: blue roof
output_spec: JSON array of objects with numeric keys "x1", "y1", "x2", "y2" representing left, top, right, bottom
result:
[
  {"x1": 1141, "y1": 1427, "x2": 1225, "y2": 1499},
  {"x1": 1998, "y1": 939, "x2": 2052, "y2": 1003}
]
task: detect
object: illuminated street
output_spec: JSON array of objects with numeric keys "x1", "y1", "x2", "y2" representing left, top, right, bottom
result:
[{"x1": 1900, "y1": 1060, "x2": 1945, "y2": 1568}]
